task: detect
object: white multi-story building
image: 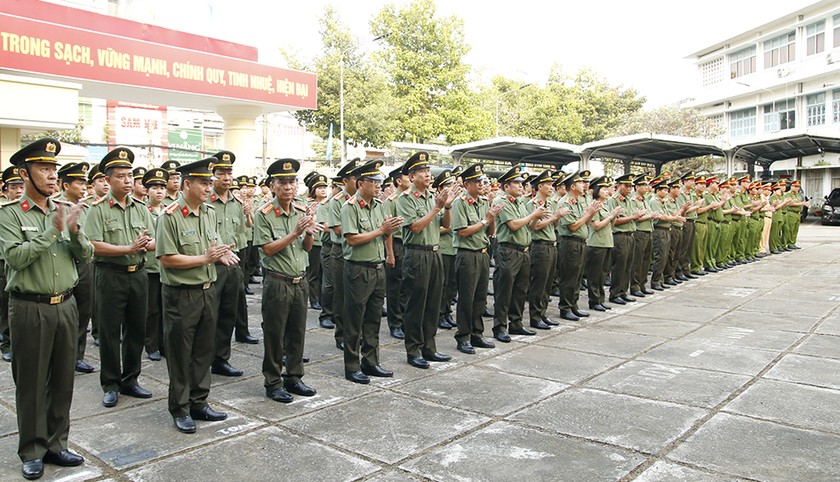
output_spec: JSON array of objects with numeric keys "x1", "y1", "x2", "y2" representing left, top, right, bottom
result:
[{"x1": 686, "y1": 0, "x2": 840, "y2": 201}]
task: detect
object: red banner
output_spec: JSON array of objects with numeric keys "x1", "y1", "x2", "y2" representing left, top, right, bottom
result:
[{"x1": 0, "y1": 11, "x2": 317, "y2": 109}]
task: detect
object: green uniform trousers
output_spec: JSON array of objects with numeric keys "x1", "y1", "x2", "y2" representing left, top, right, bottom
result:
[
  {"x1": 162, "y1": 284, "x2": 216, "y2": 417},
  {"x1": 261, "y1": 274, "x2": 308, "y2": 389},
  {"x1": 586, "y1": 246, "x2": 610, "y2": 306},
  {"x1": 145, "y1": 272, "x2": 163, "y2": 355},
  {"x1": 318, "y1": 241, "x2": 334, "y2": 323},
  {"x1": 691, "y1": 222, "x2": 708, "y2": 272},
  {"x1": 493, "y1": 244, "x2": 530, "y2": 333},
  {"x1": 73, "y1": 261, "x2": 93, "y2": 360},
  {"x1": 213, "y1": 263, "x2": 243, "y2": 365},
  {"x1": 343, "y1": 261, "x2": 385, "y2": 373},
  {"x1": 609, "y1": 232, "x2": 634, "y2": 299},
  {"x1": 558, "y1": 237, "x2": 586, "y2": 310},
  {"x1": 96, "y1": 266, "x2": 148, "y2": 393},
  {"x1": 440, "y1": 253, "x2": 457, "y2": 318},
  {"x1": 455, "y1": 249, "x2": 490, "y2": 342},
  {"x1": 528, "y1": 241, "x2": 557, "y2": 320},
  {"x1": 402, "y1": 247, "x2": 443, "y2": 358},
  {"x1": 783, "y1": 211, "x2": 799, "y2": 247},
  {"x1": 331, "y1": 244, "x2": 346, "y2": 343},
  {"x1": 10, "y1": 296, "x2": 78, "y2": 461},
  {"x1": 306, "y1": 245, "x2": 321, "y2": 305},
  {"x1": 717, "y1": 222, "x2": 733, "y2": 263},
  {"x1": 651, "y1": 228, "x2": 671, "y2": 285},
  {"x1": 0, "y1": 260, "x2": 9, "y2": 355},
  {"x1": 666, "y1": 227, "x2": 682, "y2": 281},
  {"x1": 384, "y1": 238, "x2": 405, "y2": 331},
  {"x1": 679, "y1": 220, "x2": 696, "y2": 274},
  {"x1": 770, "y1": 216, "x2": 785, "y2": 252},
  {"x1": 630, "y1": 231, "x2": 652, "y2": 292},
  {"x1": 705, "y1": 221, "x2": 720, "y2": 269}
]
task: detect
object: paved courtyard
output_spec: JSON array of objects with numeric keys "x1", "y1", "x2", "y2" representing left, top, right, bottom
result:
[{"x1": 1, "y1": 219, "x2": 838, "y2": 481}]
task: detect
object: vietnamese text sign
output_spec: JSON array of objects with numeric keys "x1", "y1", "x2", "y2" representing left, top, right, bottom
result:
[{"x1": 168, "y1": 128, "x2": 203, "y2": 163}]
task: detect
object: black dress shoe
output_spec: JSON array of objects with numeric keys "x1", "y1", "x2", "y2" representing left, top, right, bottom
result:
[
  {"x1": 572, "y1": 308, "x2": 590, "y2": 318},
  {"x1": 407, "y1": 356, "x2": 430, "y2": 369},
  {"x1": 120, "y1": 385, "x2": 152, "y2": 398},
  {"x1": 456, "y1": 341, "x2": 476, "y2": 354},
  {"x1": 423, "y1": 352, "x2": 453, "y2": 362},
  {"x1": 147, "y1": 351, "x2": 162, "y2": 361},
  {"x1": 608, "y1": 297, "x2": 626, "y2": 305},
  {"x1": 471, "y1": 337, "x2": 496, "y2": 349},
  {"x1": 621, "y1": 296, "x2": 637, "y2": 303},
  {"x1": 43, "y1": 449, "x2": 84, "y2": 467},
  {"x1": 541, "y1": 316, "x2": 560, "y2": 326},
  {"x1": 530, "y1": 319, "x2": 551, "y2": 330},
  {"x1": 336, "y1": 340, "x2": 345, "y2": 351},
  {"x1": 630, "y1": 290, "x2": 646, "y2": 297},
  {"x1": 603, "y1": 303, "x2": 612, "y2": 310},
  {"x1": 390, "y1": 327, "x2": 405, "y2": 339},
  {"x1": 438, "y1": 317, "x2": 453, "y2": 329},
  {"x1": 560, "y1": 309, "x2": 580, "y2": 321},
  {"x1": 665, "y1": 280, "x2": 678, "y2": 286},
  {"x1": 174, "y1": 415, "x2": 197, "y2": 433},
  {"x1": 309, "y1": 301, "x2": 322, "y2": 310},
  {"x1": 651, "y1": 284, "x2": 664, "y2": 291},
  {"x1": 22, "y1": 459, "x2": 43, "y2": 480},
  {"x1": 2, "y1": 351, "x2": 11, "y2": 362},
  {"x1": 244, "y1": 286, "x2": 255, "y2": 295},
  {"x1": 345, "y1": 371, "x2": 370, "y2": 384},
  {"x1": 706, "y1": 266, "x2": 719, "y2": 272},
  {"x1": 75, "y1": 359, "x2": 95, "y2": 373},
  {"x1": 190, "y1": 405, "x2": 228, "y2": 421},
  {"x1": 692, "y1": 270, "x2": 706, "y2": 276},
  {"x1": 509, "y1": 327, "x2": 536, "y2": 336},
  {"x1": 211, "y1": 362, "x2": 243, "y2": 377},
  {"x1": 284, "y1": 381, "x2": 317, "y2": 397},
  {"x1": 589, "y1": 304, "x2": 607, "y2": 312},
  {"x1": 642, "y1": 289, "x2": 655, "y2": 295},
  {"x1": 319, "y1": 318, "x2": 335, "y2": 329},
  {"x1": 235, "y1": 334, "x2": 259, "y2": 344},
  {"x1": 684, "y1": 273, "x2": 698, "y2": 279},
  {"x1": 361, "y1": 364, "x2": 394, "y2": 377},
  {"x1": 266, "y1": 387, "x2": 293, "y2": 403},
  {"x1": 677, "y1": 275, "x2": 690, "y2": 281},
  {"x1": 248, "y1": 276, "x2": 259, "y2": 284},
  {"x1": 102, "y1": 391, "x2": 119, "y2": 407}
]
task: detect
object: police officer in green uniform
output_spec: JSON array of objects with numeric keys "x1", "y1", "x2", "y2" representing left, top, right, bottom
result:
[
  {"x1": 665, "y1": 180, "x2": 689, "y2": 284},
  {"x1": 435, "y1": 170, "x2": 458, "y2": 330},
  {"x1": 691, "y1": 176, "x2": 710, "y2": 275},
  {"x1": 528, "y1": 170, "x2": 568, "y2": 329},
  {"x1": 585, "y1": 176, "x2": 620, "y2": 311},
  {"x1": 0, "y1": 165, "x2": 25, "y2": 362},
  {"x1": 677, "y1": 173, "x2": 701, "y2": 278},
  {"x1": 56, "y1": 162, "x2": 96, "y2": 373},
  {"x1": 340, "y1": 160, "x2": 401, "y2": 384},
  {"x1": 608, "y1": 174, "x2": 642, "y2": 305},
  {"x1": 161, "y1": 160, "x2": 181, "y2": 206},
  {"x1": 649, "y1": 179, "x2": 675, "y2": 290},
  {"x1": 83, "y1": 165, "x2": 109, "y2": 347},
  {"x1": 131, "y1": 166, "x2": 148, "y2": 202},
  {"x1": 142, "y1": 168, "x2": 169, "y2": 361},
  {"x1": 397, "y1": 152, "x2": 458, "y2": 368},
  {"x1": 383, "y1": 165, "x2": 409, "y2": 339},
  {"x1": 0, "y1": 138, "x2": 93, "y2": 479},
  {"x1": 557, "y1": 171, "x2": 600, "y2": 321},
  {"x1": 316, "y1": 176, "x2": 337, "y2": 329},
  {"x1": 305, "y1": 173, "x2": 328, "y2": 310},
  {"x1": 157, "y1": 157, "x2": 232, "y2": 434},
  {"x1": 702, "y1": 177, "x2": 726, "y2": 271},
  {"x1": 629, "y1": 175, "x2": 656, "y2": 297},
  {"x1": 85, "y1": 147, "x2": 156, "y2": 408}
]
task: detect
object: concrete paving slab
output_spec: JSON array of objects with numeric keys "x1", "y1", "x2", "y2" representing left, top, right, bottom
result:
[
  {"x1": 667, "y1": 290, "x2": 759, "y2": 310},
  {"x1": 669, "y1": 413, "x2": 840, "y2": 481},
  {"x1": 392, "y1": 365, "x2": 567, "y2": 417},
  {"x1": 624, "y1": 302, "x2": 728, "y2": 323},
  {"x1": 763, "y1": 353, "x2": 840, "y2": 390},
  {"x1": 282, "y1": 391, "x2": 489, "y2": 464},
  {"x1": 0, "y1": 436, "x2": 103, "y2": 482},
  {"x1": 71, "y1": 400, "x2": 263, "y2": 469},
  {"x1": 593, "y1": 316, "x2": 702, "y2": 338},
  {"x1": 678, "y1": 324, "x2": 801, "y2": 352},
  {"x1": 725, "y1": 379, "x2": 840, "y2": 433},
  {"x1": 477, "y1": 345, "x2": 624, "y2": 384},
  {"x1": 638, "y1": 338, "x2": 778, "y2": 375},
  {"x1": 584, "y1": 361, "x2": 751, "y2": 408},
  {"x1": 124, "y1": 426, "x2": 379, "y2": 482},
  {"x1": 536, "y1": 329, "x2": 666, "y2": 358},
  {"x1": 710, "y1": 310, "x2": 819, "y2": 333},
  {"x1": 510, "y1": 388, "x2": 707, "y2": 453},
  {"x1": 0, "y1": 399, "x2": 19, "y2": 437},
  {"x1": 633, "y1": 460, "x2": 744, "y2": 481},
  {"x1": 401, "y1": 421, "x2": 644, "y2": 481},
  {"x1": 794, "y1": 333, "x2": 840, "y2": 360},
  {"x1": 816, "y1": 311, "x2": 840, "y2": 335},
  {"x1": 0, "y1": 363, "x2": 16, "y2": 391},
  {"x1": 364, "y1": 470, "x2": 422, "y2": 482},
  {"x1": 737, "y1": 295, "x2": 836, "y2": 318}
]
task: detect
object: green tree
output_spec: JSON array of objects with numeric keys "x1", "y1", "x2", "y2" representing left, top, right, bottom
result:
[{"x1": 21, "y1": 121, "x2": 85, "y2": 144}]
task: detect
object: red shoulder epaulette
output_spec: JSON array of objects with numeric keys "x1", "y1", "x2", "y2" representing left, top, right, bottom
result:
[
  {"x1": 292, "y1": 202, "x2": 306, "y2": 212},
  {"x1": 260, "y1": 203, "x2": 274, "y2": 215},
  {"x1": 92, "y1": 197, "x2": 107, "y2": 206},
  {"x1": 164, "y1": 203, "x2": 180, "y2": 215},
  {"x1": 346, "y1": 197, "x2": 356, "y2": 205}
]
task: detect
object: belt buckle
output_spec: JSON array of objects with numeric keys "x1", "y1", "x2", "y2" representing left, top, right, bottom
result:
[
  {"x1": 292, "y1": 276, "x2": 302, "y2": 284},
  {"x1": 523, "y1": 247, "x2": 529, "y2": 253},
  {"x1": 127, "y1": 265, "x2": 137, "y2": 273},
  {"x1": 432, "y1": 246, "x2": 439, "y2": 252},
  {"x1": 202, "y1": 282, "x2": 212, "y2": 290},
  {"x1": 49, "y1": 294, "x2": 62, "y2": 305},
  {"x1": 480, "y1": 248, "x2": 487, "y2": 254}
]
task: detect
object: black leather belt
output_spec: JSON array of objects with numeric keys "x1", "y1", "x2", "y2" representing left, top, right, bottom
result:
[
  {"x1": 171, "y1": 282, "x2": 214, "y2": 290},
  {"x1": 500, "y1": 242, "x2": 528, "y2": 252},
  {"x1": 96, "y1": 261, "x2": 145, "y2": 273},
  {"x1": 685, "y1": 219, "x2": 696, "y2": 222},
  {"x1": 393, "y1": 238, "x2": 403, "y2": 244},
  {"x1": 655, "y1": 226, "x2": 671, "y2": 231},
  {"x1": 560, "y1": 236, "x2": 585, "y2": 244},
  {"x1": 405, "y1": 244, "x2": 438, "y2": 251},
  {"x1": 346, "y1": 260, "x2": 384, "y2": 269},
  {"x1": 11, "y1": 289, "x2": 74, "y2": 305},
  {"x1": 458, "y1": 247, "x2": 488, "y2": 253},
  {"x1": 532, "y1": 240, "x2": 557, "y2": 247},
  {"x1": 266, "y1": 270, "x2": 305, "y2": 284},
  {"x1": 614, "y1": 232, "x2": 632, "y2": 236}
]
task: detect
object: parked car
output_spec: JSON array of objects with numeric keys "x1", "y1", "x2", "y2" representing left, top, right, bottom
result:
[{"x1": 821, "y1": 188, "x2": 840, "y2": 225}]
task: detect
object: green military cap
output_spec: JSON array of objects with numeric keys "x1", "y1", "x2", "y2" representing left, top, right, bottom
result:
[
  {"x1": 350, "y1": 160, "x2": 385, "y2": 181},
  {"x1": 432, "y1": 169, "x2": 455, "y2": 189},
  {"x1": 460, "y1": 163, "x2": 485, "y2": 181},
  {"x1": 259, "y1": 177, "x2": 268, "y2": 187},
  {"x1": 388, "y1": 163, "x2": 406, "y2": 181},
  {"x1": 402, "y1": 152, "x2": 431, "y2": 175},
  {"x1": 522, "y1": 173, "x2": 536, "y2": 185},
  {"x1": 737, "y1": 174, "x2": 751, "y2": 183},
  {"x1": 267, "y1": 158, "x2": 301, "y2": 178},
  {"x1": 633, "y1": 174, "x2": 652, "y2": 186},
  {"x1": 651, "y1": 178, "x2": 669, "y2": 190},
  {"x1": 451, "y1": 165, "x2": 464, "y2": 178},
  {"x1": 235, "y1": 174, "x2": 250, "y2": 186},
  {"x1": 592, "y1": 176, "x2": 613, "y2": 187},
  {"x1": 210, "y1": 150, "x2": 235, "y2": 170},
  {"x1": 2, "y1": 165, "x2": 23, "y2": 185},
  {"x1": 176, "y1": 157, "x2": 214, "y2": 179},
  {"x1": 668, "y1": 179, "x2": 681, "y2": 189},
  {"x1": 552, "y1": 171, "x2": 567, "y2": 188},
  {"x1": 499, "y1": 166, "x2": 526, "y2": 184},
  {"x1": 530, "y1": 169, "x2": 554, "y2": 186},
  {"x1": 132, "y1": 166, "x2": 147, "y2": 180},
  {"x1": 142, "y1": 167, "x2": 169, "y2": 188},
  {"x1": 248, "y1": 176, "x2": 257, "y2": 187},
  {"x1": 57, "y1": 162, "x2": 90, "y2": 181},
  {"x1": 303, "y1": 171, "x2": 318, "y2": 186},
  {"x1": 563, "y1": 170, "x2": 591, "y2": 188},
  {"x1": 307, "y1": 173, "x2": 328, "y2": 189},
  {"x1": 231, "y1": 177, "x2": 241, "y2": 190},
  {"x1": 160, "y1": 160, "x2": 180, "y2": 173},
  {"x1": 614, "y1": 174, "x2": 635, "y2": 185},
  {"x1": 10, "y1": 137, "x2": 61, "y2": 166},
  {"x1": 99, "y1": 146, "x2": 134, "y2": 172},
  {"x1": 679, "y1": 171, "x2": 695, "y2": 182},
  {"x1": 695, "y1": 174, "x2": 707, "y2": 184},
  {"x1": 337, "y1": 158, "x2": 364, "y2": 178},
  {"x1": 88, "y1": 164, "x2": 104, "y2": 183}
]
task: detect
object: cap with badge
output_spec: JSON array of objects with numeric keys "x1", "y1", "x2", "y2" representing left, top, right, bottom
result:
[
  {"x1": 402, "y1": 152, "x2": 431, "y2": 175},
  {"x1": 614, "y1": 174, "x2": 635, "y2": 186},
  {"x1": 176, "y1": 157, "x2": 214, "y2": 178},
  {"x1": 231, "y1": 178, "x2": 241, "y2": 190},
  {"x1": 307, "y1": 173, "x2": 328, "y2": 189},
  {"x1": 552, "y1": 171, "x2": 567, "y2": 188},
  {"x1": 142, "y1": 168, "x2": 169, "y2": 188},
  {"x1": 57, "y1": 162, "x2": 90, "y2": 181},
  {"x1": 10, "y1": 137, "x2": 61, "y2": 166},
  {"x1": 160, "y1": 160, "x2": 180, "y2": 173},
  {"x1": 303, "y1": 171, "x2": 318, "y2": 187},
  {"x1": 349, "y1": 160, "x2": 385, "y2": 181},
  {"x1": 679, "y1": 172, "x2": 695, "y2": 183},
  {"x1": 499, "y1": 166, "x2": 526, "y2": 184},
  {"x1": 705, "y1": 176, "x2": 719, "y2": 186},
  {"x1": 99, "y1": 146, "x2": 134, "y2": 173},
  {"x1": 88, "y1": 164, "x2": 104, "y2": 183},
  {"x1": 633, "y1": 174, "x2": 651, "y2": 186},
  {"x1": 460, "y1": 163, "x2": 485, "y2": 182},
  {"x1": 695, "y1": 174, "x2": 707, "y2": 185},
  {"x1": 432, "y1": 169, "x2": 455, "y2": 189},
  {"x1": 266, "y1": 158, "x2": 301, "y2": 177},
  {"x1": 2, "y1": 166, "x2": 23, "y2": 185},
  {"x1": 248, "y1": 176, "x2": 257, "y2": 187},
  {"x1": 132, "y1": 166, "x2": 147, "y2": 180},
  {"x1": 235, "y1": 175, "x2": 250, "y2": 187},
  {"x1": 563, "y1": 170, "x2": 592, "y2": 188},
  {"x1": 451, "y1": 165, "x2": 464, "y2": 178},
  {"x1": 210, "y1": 151, "x2": 235, "y2": 170},
  {"x1": 530, "y1": 169, "x2": 554, "y2": 186},
  {"x1": 337, "y1": 158, "x2": 364, "y2": 179},
  {"x1": 592, "y1": 176, "x2": 613, "y2": 187}
]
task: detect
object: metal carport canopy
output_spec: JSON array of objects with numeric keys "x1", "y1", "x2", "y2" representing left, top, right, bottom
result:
[
  {"x1": 447, "y1": 137, "x2": 581, "y2": 167},
  {"x1": 579, "y1": 133, "x2": 726, "y2": 167},
  {"x1": 731, "y1": 129, "x2": 840, "y2": 165}
]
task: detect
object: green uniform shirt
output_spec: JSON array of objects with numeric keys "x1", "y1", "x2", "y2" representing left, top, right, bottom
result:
[
  {"x1": 678, "y1": 191, "x2": 697, "y2": 220},
  {"x1": 609, "y1": 194, "x2": 636, "y2": 233},
  {"x1": 451, "y1": 194, "x2": 488, "y2": 250},
  {"x1": 696, "y1": 190, "x2": 710, "y2": 222},
  {"x1": 397, "y1": 185, "x2": 441, "y2": 246},
  {"x1": 530, "y1": 196, "x2": 557, "y2": 242},
  {"x1": 587, "y1": 203, "x2": 614, "y2": 248},
  {"x1": 253, "y1": 198, "x2": 308, "y2": 276},
  {"x1": 156, "y1": 196, "x2": 219, "y2": 286},
  {"x1": 705, "y1": 192, "x2": 724, "y2": 222},
  {"x1": 0, "y1": 195, "x2": 94, "y2": 294},
  {"x1": 669, "y1": 197, "x2": 684, "y2": 228},
  {"x1": 633, "y1": 193, "x2": 654, "y2": 232},
  {"x1": 770, "y1": 194, "x2": 785, "y2": 221},
  {"x1": 651, "y1": 196, "x2": 673, "y2": 228},
  {"x1": 382, "y1": 193, "x2": 402, "y2": 241},
  {"x1": 162, "y1": 193, "x2": 180, "y2": 207},
  {"x1": 315, "y1": 199, "x2": 331, "y2": 245},
  {"x1": 495, "y1": 194, "x2": 532, "y2": 246},
  {"x1": 558, "y1": 194, "x2": 589, "y2": 239},
  {"x1": 305, "y1": 198, "x2": 323, "y2": 247},
  {"x1": 208, "y1": 189, "x2": 247, "y2": 251},
  {"x1": 84, "y1": 192, "x2": 155, "y2": 266},
  {"x1": 340, "y1": 193, "x2": 385, "y2": 262},
  {"x1": 145, "y1": 204, "x2": 164, "y2": 273},
  {"x1": 329, "y1": 190, "x2": 352, "y2": 245}
]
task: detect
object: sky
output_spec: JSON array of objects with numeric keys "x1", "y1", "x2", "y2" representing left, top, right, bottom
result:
[{"x1": 116, "y1": 0, "x2": 817, "y2": 108}]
